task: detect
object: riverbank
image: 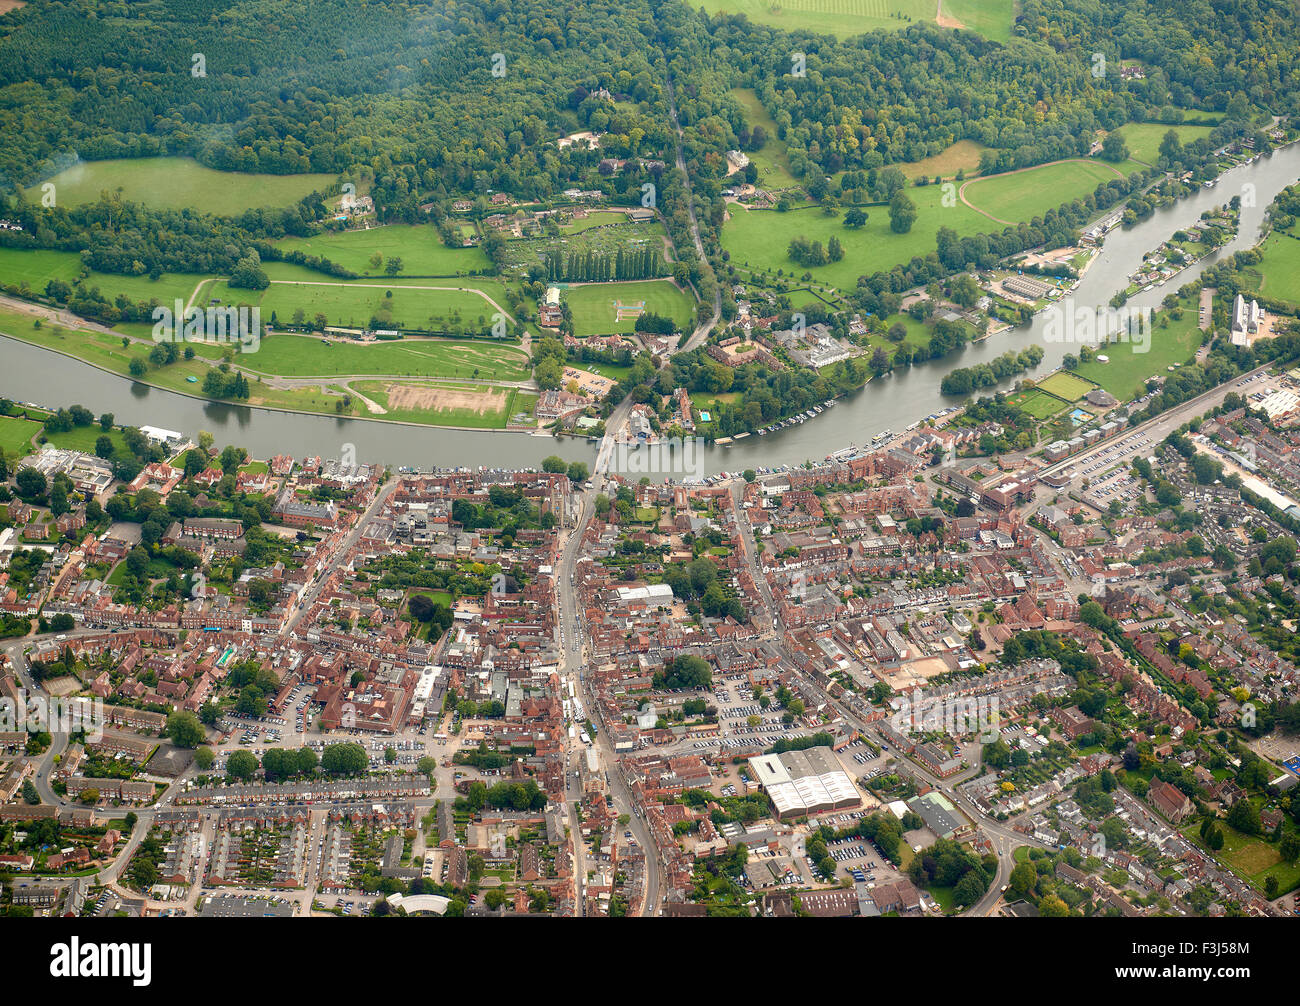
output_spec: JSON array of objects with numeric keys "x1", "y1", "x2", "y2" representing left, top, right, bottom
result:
[{"x1": 3, "y1": 143, "x2": 1298, "y2": 476}]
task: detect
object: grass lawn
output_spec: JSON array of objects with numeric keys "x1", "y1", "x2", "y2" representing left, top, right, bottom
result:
[
  {"x1": 1255, "y1": 230, "x2": 1300, "y2": 305},
  {"x1": 726, "y1": 196, "x2": 983, "y2": 291},
  {"x1": 730, "y1": 89, "x2": 799, "y2": 189},
  {"x1": 1185, "y1": 821, "x2": 1300, "y2": 896},
  {"x1": 961, "y1": 160, "x2": 1128, "y2": 224},
  {"x1": 697, "y1": 0, "x2": 1014, "y2": 41},
  {"x1": 0, "y1": 414, "x2": 42, "y2": 456},
  {"x1": 26, "y1": 157, "x2": 335, "y2": 215},
  {"x1": 228, "y1": 332, "x2": 529, "y2": 381},
  {"x1": 724, "y1": 158, "x2": 1128, "y2": 293},
  {"x1": 42, "y1": 425, "x2": 130, "y2": 456},
  {"x1": 1074, "y1": 302, "x2": 1204, "y2": 400},
  {"x1": 568, "y1": 360, "x2": 633, "y2": 384},
  {"x1": 276, "y1": 224, "x2": 491, "y2": 277},
  {"x1": 1036, "y1": 371, "x2": 1098, "y2": 401},
  {"x1": 898, "y1": 140, "x2": 989, "y2": 181},
  {"x1": 1114, "y1": 122, "x2": 1218, "y2": 165},
  {"x1": 941, "y1": 0, "x2": 1017, "y2": 42},
  {"x1": 0, "y1": 309, "x2": 369, "y2": 418},
  {"x1": 206, "y1": 273, "x2": 507, "y2": 335},
  {"x1": 408, "y1": 589, "x2": 453, "y2": 609},
  {"x1": 0, "y1": 247, "x2": 203, "y2": 308},
  {"x1": 565, "y1": 279, "x2": 696, "y2": 336}
]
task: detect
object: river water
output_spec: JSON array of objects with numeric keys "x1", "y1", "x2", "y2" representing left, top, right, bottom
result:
[{"x1": 4, "y1": 144, "x2": 1298, "y2": 475}]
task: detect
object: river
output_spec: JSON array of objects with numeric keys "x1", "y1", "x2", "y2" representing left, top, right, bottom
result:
[{"x1": 3, "y1": 143, "x2": 1298, "y2": 475}]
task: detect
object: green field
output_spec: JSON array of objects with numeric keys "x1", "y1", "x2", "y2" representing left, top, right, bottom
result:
[
  {"x1": 277, "y1": 224, "x2": 492, "y2": 277},
  {"x1": 1074, "y1": 301, "x2": 1204, "y2": 399},
  {"x1": 206, "y1": 272, "x2": 509, "y2": 336},
  {"x1": 0, "y1": 414, "x2": 41, "y2": 456},
  {"x1": 731, "y1": 89, "x2": 799, "y2": 190},
  {"x1": 897, "y1": 140, "x2": 989, "y2": 181},
  {"x1": 724, "y1": 159, "x2": 1132, "y2": 292},
  {"x1": 941, "y1": 0, "x2": 1017, "y2": 41},
  {"x1": 696, "y1": 0, "x2": 1014, "y2": 41},
  {"x1": 1113, "y1": 122, "x2": 1218, "y2": 165},
  {"x1": 42, "y1": 424, "x2": 132, "y2": 456},
  {"x1": 1185, "y1": 821, "x2": 1300, "y2": 896},
  {"x1": 961, "y1": 160, "x2": 1127, "y2": 224},
  {"x1": 25, "y1": 157, "x2": 335, "y2": 215},
  {"x1": 0, "y1": 310, "x2": 386, "y2": 418},
  {"x1": 559, "y1": 212, "x2": 627, "y2": 234},
  {"x1": 228, "y1": 332, "x2": 529, "y2": 381},
  {"x1": 1036, "y1": 370, "x2": 1098, "y2": 401},
  {"x1": 0, "y1": 247, "x2": 202, "y2": 308},
  {"x1": 564, "y1": 280, "x2": 696, "y2": 336},
  {"x1": 1256, "y1": 230, "x2": 1300, "y2": 304}
]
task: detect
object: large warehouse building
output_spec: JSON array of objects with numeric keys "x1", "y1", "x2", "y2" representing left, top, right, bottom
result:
[{"x1": 747, "y1": 748, "x2": 860, "y2": 820}]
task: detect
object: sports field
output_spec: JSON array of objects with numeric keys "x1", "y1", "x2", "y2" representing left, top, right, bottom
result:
[
  {"x1": 565, "y1": 280, "x2": 696, "y2": 336},
  {"x1": 1073, "y1": 300, "x2": 1204, "y2": 399},
  {"x1": 695, "y1": 0, "x2": 1014, "y2": 41},
  {"x1": 961, "y1": 160, "x2": 1127, "y2": 224},
  {"x1": 1256, "y1": 230, "x2": 1300, "y2": 304},
  {"x1": 1036, "y1": 371, "x2": 1097, "y2": 401},
  {"x1": 351, "y1": 381, "x2": 530, "y2": 429},
  {"x1": 1010, "y1": 388, "x2": 1069, "y2": 420},
  {"x1": 25, "y1": 157, "x2": 335, "y2": 215},
  {"x1": 277, "y1": 224, "x2": 492, "y2": 276}
]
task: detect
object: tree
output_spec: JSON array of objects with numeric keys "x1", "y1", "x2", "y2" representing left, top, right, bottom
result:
[
  {"x1": 843, "y1": 207, "x2": 867, "y2": 228},
  {"x1": 1100, "y1": 132, "x2": 1129, "y2": 162},
  {"x1": 15, "y1": 467, "x2": 47, "y2": 499},
  {"x1": 226, "y1": 749, "x2": 259, "y2": 781},
  {"x1": 229, "y1": 250, "x2": 270, "y2": 290},
  {"x1": 193, "y1": 746, "x2": 215, "y2": 770},
  {"x1": 541, "y1": 455, "x2": 567, "y2": 474},
  {"x1": 1008, "y1": 860, "x2": 1037, "y2": 898},
  {"x1": 1158, "y1": 129, "x2": 1183, "y2": 164},
  {"x1": 889, "y1": 191, "x2": 917, "y2": 234},
  {"x1": 321, "y1": 742, "x2": 367, "y2": 776},
  {"x1": 166, "y1": 710, "x2": 206, "y2": 748},
  {"x1": 1227, "y1": 799, "x2": 1262, "y2": 836}
]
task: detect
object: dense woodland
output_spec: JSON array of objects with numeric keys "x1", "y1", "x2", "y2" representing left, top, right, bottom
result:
[{"x1": 2, "y1": 0, "x2": 1300, "y2": 331}]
